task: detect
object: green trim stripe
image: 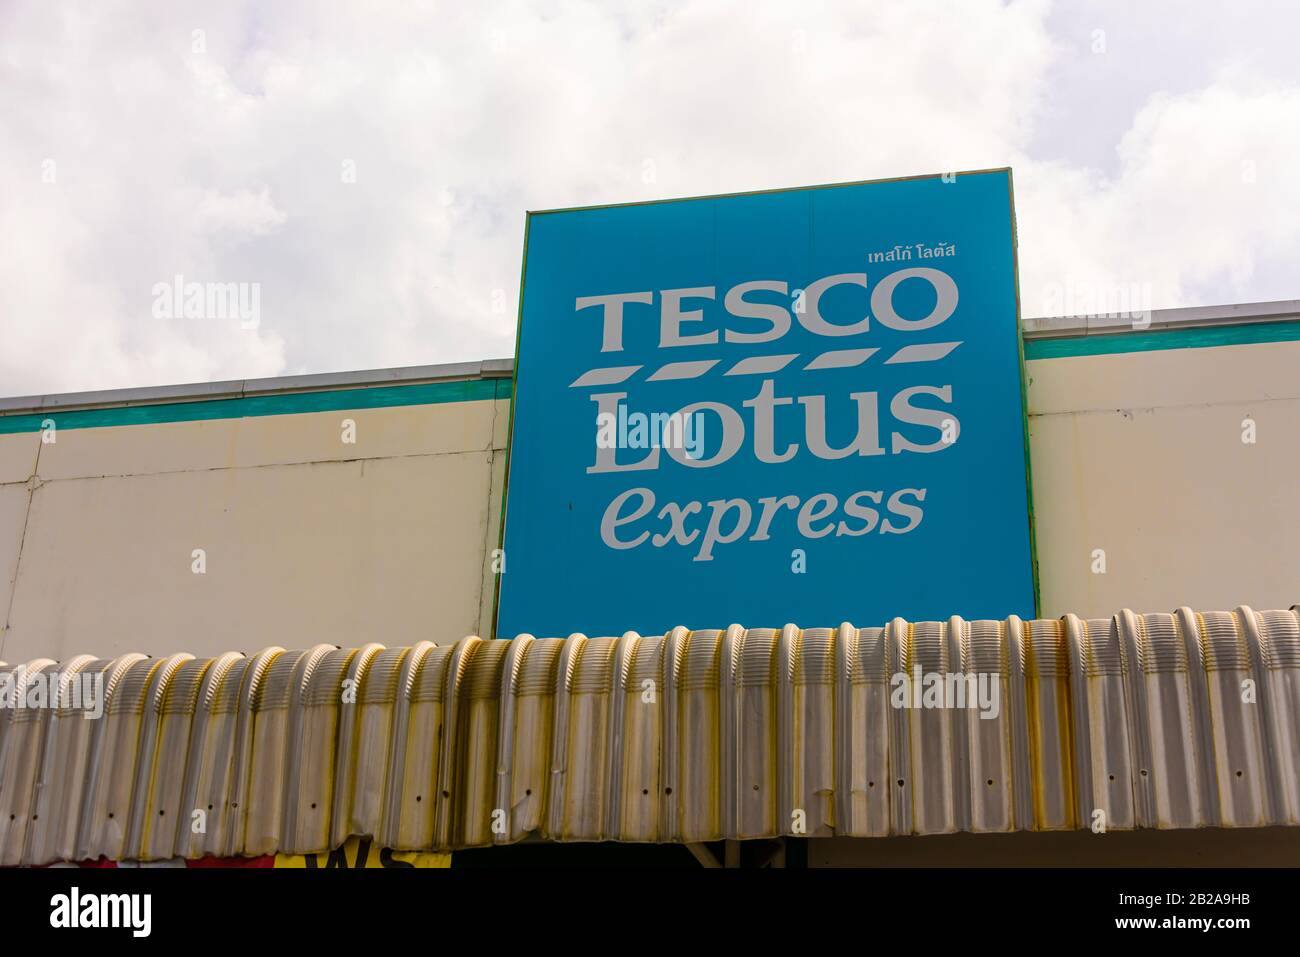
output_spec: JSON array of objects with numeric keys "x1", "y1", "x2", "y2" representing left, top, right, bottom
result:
[
  {"x1": 0, "y1": 377, "x2": 509, "y2": 435},
  {"x1": 1024, "y1": 319, "x2": 1300, "y2": 360}
]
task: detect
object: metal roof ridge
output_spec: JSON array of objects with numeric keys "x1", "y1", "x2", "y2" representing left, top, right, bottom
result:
[{"x1": 0, "y1": 358, "x2": 516, "y2": 417}]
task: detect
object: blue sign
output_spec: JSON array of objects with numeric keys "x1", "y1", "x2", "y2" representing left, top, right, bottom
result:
[{"x1": 498, "y1": 170, "x2": 1036, "y2": 639}]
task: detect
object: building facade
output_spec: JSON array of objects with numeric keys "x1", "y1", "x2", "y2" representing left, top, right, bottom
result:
[{"x1": 2, "y1": 301, "x2": 1297, "y2": 663}]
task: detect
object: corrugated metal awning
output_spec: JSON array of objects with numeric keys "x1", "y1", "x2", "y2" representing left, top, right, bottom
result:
[{"x1": 1, "y1": 607, "x2": 1297, "y2": 866}]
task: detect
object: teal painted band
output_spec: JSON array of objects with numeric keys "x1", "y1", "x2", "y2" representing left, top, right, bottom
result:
[
  {"x1": 0, "y1": 377, "x2": 509, "y2": 435},
  {"x1": 1024, "y1": 319, "x2": 1300, "y2": 360}
]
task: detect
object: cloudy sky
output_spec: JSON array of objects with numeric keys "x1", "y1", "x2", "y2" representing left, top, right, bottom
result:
[{"x1": 2, "y1": 0, "x2": 1298, "y2": 396}]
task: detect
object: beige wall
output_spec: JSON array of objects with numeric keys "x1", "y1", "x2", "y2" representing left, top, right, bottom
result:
[
  {"x1": 0, "y1": 397, "x2": 509, "y2": 662},
  {"x1": 1, "y1": 337, "x2": 1298, "y2": 662},
  {"x1": 1027, "y1": 339, "x2": 1300, "y2": 619}
]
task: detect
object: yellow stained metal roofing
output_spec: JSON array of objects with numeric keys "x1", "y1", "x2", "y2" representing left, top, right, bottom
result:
[{"x1": 1, "y1": 607, "x2": 1297, "y2": 865}]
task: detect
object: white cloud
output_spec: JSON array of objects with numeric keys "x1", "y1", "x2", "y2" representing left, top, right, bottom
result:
[
  {"x1": 0, "y1": 0, "x2": 1297, "y2": 395},
  {"x1": 1016, "y1": 79, "x2": 1300, "y2": 316},
  {"x1": 190, "y1": 186, "x2": 288, "y2": 236}
]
